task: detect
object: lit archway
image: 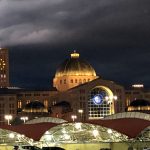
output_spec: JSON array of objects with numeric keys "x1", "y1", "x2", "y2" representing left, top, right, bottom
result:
[{"x1": 88, "y1": 86, "x2": 115, "y2": 119}]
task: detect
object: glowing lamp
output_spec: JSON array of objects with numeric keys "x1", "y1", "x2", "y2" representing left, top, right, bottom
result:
[{"x1": 93, "y1": 95, "x2": 103, "y2": 105}]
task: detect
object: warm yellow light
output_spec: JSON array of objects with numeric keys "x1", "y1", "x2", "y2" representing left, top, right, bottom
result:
[
  {"x1": 113, "y1": 96, "x2": 118, "y2": 100},
  {"x1": 71, "y1": 115, "x2": 77, "y2": 122},
  {"x1": 107, "y1": 129, "x2": 112, "y2": 134},
  {"x1": 93, "y1": 129, "x2": 99, "y2": 137},
  {"x1": 62, "y1": 129, "x2": 67, "y2": 134},
  {"x1": 9, "y1": 133, "x2": 15, "y2": 138},
  {"x1": 21, "y1": 116, "x2": 28, "y2": 123},
  {"x1": 75, "y1": 123, "x2": 82, "y2": 130},
  {"x1": 78, "y1": 109, "x2": 83, "y2": 113},
  {"x1": 4, "y1": 115, "x2": 12, "y2": 125},
  {"x1": 5, "y1": 115, "x2": 12, "y2": 120},
  {"x1": 17, "y1": 134, "x2": 21, "y2": 138},
  {"x1": 64, "y1": 134, "x2": 70, "y2": 140},
  {"x1": 105, "y1": 96, "x2": 109, "y2": 100},
  {"x1": 71, "y1": 51, "x2": 80, "y2": 58}
]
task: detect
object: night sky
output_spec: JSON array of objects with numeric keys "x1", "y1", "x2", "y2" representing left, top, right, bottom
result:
[{"x1": 0, "y1": 0, "x2": 150, "y2": 88}]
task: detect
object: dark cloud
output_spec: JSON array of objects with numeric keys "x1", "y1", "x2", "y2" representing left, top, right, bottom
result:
[{"x1": 0, "y1": 0, "x2": 149, "y2": 88}]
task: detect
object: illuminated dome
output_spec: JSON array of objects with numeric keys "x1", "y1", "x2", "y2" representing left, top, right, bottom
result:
[
  {"x1": 55, "y1": 51, "x2": 96, "y2": 77},
  {"x1": 53, "y1": 51, "x2": 98, "y2": 91},
  {"x1": 22, "y1": 100, "x2": 48, "y2": 113}
]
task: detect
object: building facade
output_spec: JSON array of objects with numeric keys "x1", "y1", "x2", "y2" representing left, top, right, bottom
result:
[
  {"x1": 0, "y1": 48, "x2": 9, "y2": 87},
  {"x1": 125, "y1": 84, "x2": 150, "y2": 112},
  {"x1": 0, "y1": 49, "x2": 150, "y2": 124},
  {"x1": 0, "y1": 90, "x2": 17, "y2": 125}
]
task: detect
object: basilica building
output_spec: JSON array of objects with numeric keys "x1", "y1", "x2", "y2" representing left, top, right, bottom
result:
[
  {"x1": 0, "y1": 49, "x2": 150, "y2": 125},
  {"x1": 52, "y1": 51, "x2": 125, "y2": 120}
]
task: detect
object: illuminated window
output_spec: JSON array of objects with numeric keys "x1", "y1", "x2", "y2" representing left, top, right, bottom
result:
[
  {"x1": 18, "y1": 100, "x2": 22, "y2": 108},
  {"x1": 52, "y1": 101, "x2": 56, "y2": 105},
  {"x1": 44, "y1": 100, "x2": 48, "y2": 108},
  {"x1": 26, "y1": 100, "x2": 30, "y2": 104},
  {"x1": 88, "y1": 87, "x2": 111, "y2": 119}
]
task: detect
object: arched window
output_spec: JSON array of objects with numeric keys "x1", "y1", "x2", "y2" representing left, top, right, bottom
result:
[
  {"x1": 88, "y1": 87, "x2": 111, "y2": 119},
  {"x1": 18, "y1": 100, "x2": 22, "y2": 108},
  {"x1": 44, "y1": 99, "x2": 48, "y2": 108}
]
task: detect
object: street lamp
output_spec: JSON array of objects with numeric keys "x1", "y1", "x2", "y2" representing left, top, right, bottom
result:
[
  {"x1": 78, "y1": 109, "x2": 83, "y2": 121},
  {"x1": 105, "y1": 95, "x2": 118, "y2": 114},
  {"x1": 105, "y1": 95, "x2": 118, "y2": 104},
  {"x1": 71, "y1": 115, "x2": 77, "y2": 122},
  {"x1": 5, "y1": 115, "x2": 12, "y2": 125},
  {"x1": 21, "y1": 116, "x2": 28, "y2": 123}
]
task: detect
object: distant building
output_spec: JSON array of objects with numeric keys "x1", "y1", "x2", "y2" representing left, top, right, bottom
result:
[
  {"x1": 125, "y1": 84, "x2": 150, "y2": 105},
  {"x1": 127, "y1": 99, "x2": 150, "y2": 113},
  {"x1": 125, "y1": 84, "x2": 150, "y2": 111},
  {"x1": 52, "y1": 51, "x2": 125, "y2": 120},
  {"x1": 0, "y1": 89, "x2": 17, "y2": 125},
  {"x1": 0, "y1": 48, "x2": 9, "y2": 87}
]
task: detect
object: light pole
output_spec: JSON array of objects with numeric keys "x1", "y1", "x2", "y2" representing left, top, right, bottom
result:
[
  {"x1": 78, "y1": 109, "x2": 83, "y2": 121},
  {"x1": 21, "y1": 116, "x2": 28, "y2": 123},
  {"x1": 71, "y1": 115, "x2": 77, "y2": 122},
  {"x1": 5, "y1": 115, "x2": 12, "y2": 125},
  {"x1": 105, "y1": 95, "x2": 118, "y2": 104},
  {"x1": 105, "y1": 95, "x2": 117, "y2": 114}
]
